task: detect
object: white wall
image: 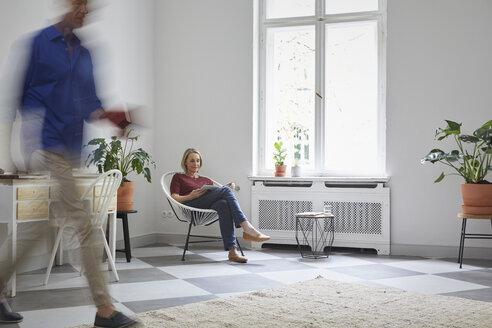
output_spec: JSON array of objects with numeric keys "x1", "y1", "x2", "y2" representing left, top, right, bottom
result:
[
  {"x1": 386, "y1": 0, "x2": 492, "y2": 256},
  {"x1": 153, "y1": 0, "x2": 254, "y2": 237}
]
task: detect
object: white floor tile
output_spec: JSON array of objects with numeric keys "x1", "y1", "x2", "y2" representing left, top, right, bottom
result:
[
  {"x1": 131, "y1": 246, "x2": 190, "y2": 257},
  {"x1": 18, "y1": 305, "x2": 96, "y2": 328},
  {"x1": 114, "y1": 257, "x2": 154, "y2": 270},
  {"x1": 287, "y1": 254, "x2": 374, "y2": 268},
  {"x1": 108, "y1": 279, "x2": 211, "y2": 302},
  {"x1": 157, "y1": 263, "x2": 250, "y2": 279},
  {"x1": 384, "y1": 259, "x2": 481, "y2": 274},
  {"x1": 199, "y1": 250, "x2": 282, "y2": 262},
  {"x1": 374, "y1": 275, "x2": 489, "y2": 294},
  {"x1": 18, "y1": 303, "x2": 134, "y2": 328}
]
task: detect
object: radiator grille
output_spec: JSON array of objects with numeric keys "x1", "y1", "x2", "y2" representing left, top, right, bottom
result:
[
  {"x1": 258, "y1": 200, "x2": 312, "y2": 231},
  {"x1": 327, "y1": 201, "x2": 382, "y2": 235}
]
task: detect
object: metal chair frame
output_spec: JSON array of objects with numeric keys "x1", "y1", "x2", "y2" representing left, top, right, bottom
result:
[{"x1": 160, "y1": 171, "x2": 244, "y2": 261}]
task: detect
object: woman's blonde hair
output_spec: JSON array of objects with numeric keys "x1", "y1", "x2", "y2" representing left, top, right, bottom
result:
[{"x1": 181, "y1": 148, "x2": 203, "y2": 172}]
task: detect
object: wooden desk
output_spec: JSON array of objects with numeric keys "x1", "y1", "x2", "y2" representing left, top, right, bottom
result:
[{"x1": 0, "y1": 174, "x2": 116, "y2": 296}]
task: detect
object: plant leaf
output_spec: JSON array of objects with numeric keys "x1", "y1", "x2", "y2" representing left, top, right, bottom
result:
[{"x1": 434, "y1": 172, "x2": 445, "y2": 183}]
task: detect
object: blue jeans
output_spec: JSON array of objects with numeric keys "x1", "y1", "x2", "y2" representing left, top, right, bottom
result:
[{"x1": 184, "y1": 186, "x2": 247, "y2": 250}]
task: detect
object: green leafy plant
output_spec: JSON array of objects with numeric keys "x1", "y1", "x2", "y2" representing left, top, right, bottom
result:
[
  {"x1": 85, "y1": 129, "x2": 156, "y2": 184},
  {"x1": 273, "y1": 140, "x2": 287, "y2": 166},
  {"x1": 421, "y1": 120, "x2": 492, "y2": 183}
]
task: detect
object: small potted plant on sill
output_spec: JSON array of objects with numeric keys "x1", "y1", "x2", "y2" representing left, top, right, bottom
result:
[
  {"x1": 273, "y1": 140, "x2": 287, "y2": 177},
  {"x1": 421, "y1": 120, "x2": 492, "y2": 215},
  {"x1": 85, "y1": 129, "x2": 156, "y2": 211}
]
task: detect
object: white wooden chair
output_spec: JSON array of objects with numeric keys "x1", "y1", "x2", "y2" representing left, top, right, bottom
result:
[
  {"x1": 44, "y1": 170, "x2": 122, "y2": 285},
  {"x1": 160, "y1": 171, "x2": 244, "y2": 260}
]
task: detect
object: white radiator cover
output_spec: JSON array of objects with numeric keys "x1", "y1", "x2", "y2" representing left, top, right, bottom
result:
[{"x1": 250, "y1": 179, "x2": 390, "y2": 255}]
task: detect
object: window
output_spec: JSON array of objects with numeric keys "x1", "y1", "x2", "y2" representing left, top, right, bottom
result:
[{"x1": 258, "y1": 0, "x2": 386, "y2": 176}]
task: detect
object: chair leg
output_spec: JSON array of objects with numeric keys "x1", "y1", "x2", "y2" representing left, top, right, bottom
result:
[
  {"x1": 182, "y1": 221, "x2": 193, "y2": 261},
  {"x1": 44, "y1": 228, "x2": 64, "y2": 285},
  {"x1": 121, "y1": 213, "x2": 132, "y2": 262},
  {"x1": 100, "y1": 228, "x2": 119, "y2": 282},
  {"x1": 236, "y1": 239, "x2": 244, "y2": 256},
  {"x1": 459, "y1": 218, "x2": 467, "y2": 269}
]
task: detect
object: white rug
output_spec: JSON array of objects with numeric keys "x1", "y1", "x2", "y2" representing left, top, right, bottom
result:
[{"x1": 71, "y1": 277, "x2": 492, "y2": 328}]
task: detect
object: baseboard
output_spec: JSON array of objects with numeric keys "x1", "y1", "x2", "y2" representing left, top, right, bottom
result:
[{"x1": 391, "y1": 243, "x2": 492, "y2": 260}]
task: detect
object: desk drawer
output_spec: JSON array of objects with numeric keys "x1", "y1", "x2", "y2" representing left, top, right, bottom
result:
[
  {"x1": 17, "y1": 201, "x2": 49, "y2": 220},
  {"x1": 17, "y1": 187, "x2": 49, "y2": 200}
]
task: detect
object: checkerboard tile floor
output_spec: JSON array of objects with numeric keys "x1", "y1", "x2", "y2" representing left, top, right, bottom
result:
[{"x1": 5, "y1": 244, "x2": 492, "y2": 328}]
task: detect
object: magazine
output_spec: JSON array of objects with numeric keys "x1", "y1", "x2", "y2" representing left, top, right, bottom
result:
[{"x1": 200, "y1": 184, "x2": 220, "y2": 191}]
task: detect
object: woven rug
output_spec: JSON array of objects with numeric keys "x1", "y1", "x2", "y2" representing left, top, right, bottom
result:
[{"x1": 71, "y1": 277, "x2": 492, "y2": 328}]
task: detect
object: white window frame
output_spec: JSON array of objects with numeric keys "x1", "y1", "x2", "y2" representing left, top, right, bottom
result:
[{"x1": 257, "y1": 0, "x2": 387, "y2": 177}]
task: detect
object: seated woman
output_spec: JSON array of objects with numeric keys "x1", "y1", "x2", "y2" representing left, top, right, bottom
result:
[{"x1": 170, "y1": 148, "x2": 270, "y2": 263}]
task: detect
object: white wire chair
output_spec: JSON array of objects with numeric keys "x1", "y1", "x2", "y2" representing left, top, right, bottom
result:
[
  {"x1": 160, "y1": 171, "x2": 244, "y2": 261},
  {"x1": 44, "y1": 169, "x2": 122, "y2": 285}
]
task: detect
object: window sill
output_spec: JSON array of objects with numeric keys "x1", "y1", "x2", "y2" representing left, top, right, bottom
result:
[{"x1": 248, "y1": 175, "x2": 390, "y2": 187}]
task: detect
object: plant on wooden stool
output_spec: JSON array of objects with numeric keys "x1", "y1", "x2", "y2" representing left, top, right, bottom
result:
[
  {"x1": 421, "y1": 120, "x2": 492, "y2": 214},
  {"x1": 85, "y1": 129, "x2": 156, "y2": 210}
]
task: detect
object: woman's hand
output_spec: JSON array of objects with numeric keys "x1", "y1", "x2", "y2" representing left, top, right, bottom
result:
[
  {"x1": 188, "y1": 188, "x2": 207, "y2": 200},
  {"x1": 171, "y1": 188, "x2": 207, "y2": 203},
  {"x1": 226, "y1": 182, "x2": 236, "y2": 190}
]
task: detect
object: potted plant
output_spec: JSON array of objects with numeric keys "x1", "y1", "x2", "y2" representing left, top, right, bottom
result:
[
  {"x1": 85, "y1": 129, "x2": 156, "y2": 211},
  {"x1": 421, "y1": 120, "x2": 492, "y2": 215},
  {"x1": 291, "y1": 125, "x2": 309, "y2": 177},
  {"x1": 273, "y1": 140, "x2": 287, "y2": 177}
]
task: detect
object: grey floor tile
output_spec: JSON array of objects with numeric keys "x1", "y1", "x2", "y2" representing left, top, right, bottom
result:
[
  {"x1": 179, "y1": 244, "x2": 224, "y2": 254},
  {"x1": 140, "y1": 242, "x2": 172, "y2": 248},
  {"x1": 437, "y1": 269, "x2": 492, "y2": 287},
  {"x1": 7, "y1": 287, "x2": 94, "y2": 312},
  {"x1": 139, "y1": 254, "x2": 213, "y2": 267},
  {"x1": 441, "y1": 287, "x2": 492, "y2": 302},
  {"x1": 185, "y1": 273, "x2": 283, "y2": 294},
  {"x1": 116, "y1": 268, "x2": 178, "y2": 283},
  {"x1": 256, "y1": 248, "x2": 302, "y2": 258},
  {"x1": 123, "y1": 295, "x2": 218, "y2": 313},
  {"x1": 440, "y1": 257, "x2": 492, "y2": 268},
  {"x1": 345, "y1": 254, "x2": 425, "y2": 264},
  {"x1": 239, "y1": 259, "x2": 314, "y2": 273},
  {"x1": 20, "y1": 263, "x2": 78, "y2": 275},
  {"x1": 329, "y1": 264, "x2": 424, "y2": 280}
]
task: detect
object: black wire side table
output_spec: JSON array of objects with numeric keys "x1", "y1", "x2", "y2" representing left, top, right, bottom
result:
[{"x1": 295, "y1": 212, "x2": 335, "y2": 259}]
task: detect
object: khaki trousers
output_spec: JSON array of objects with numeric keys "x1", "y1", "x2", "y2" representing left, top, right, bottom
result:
[{"x1": 0, "y1": 150, "x2": 111, "y2": 307}]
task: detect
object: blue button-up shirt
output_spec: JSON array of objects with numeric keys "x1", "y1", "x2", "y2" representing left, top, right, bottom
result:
[{"x1": 21, "y1": 25, "x2": 102, "y2": 161}]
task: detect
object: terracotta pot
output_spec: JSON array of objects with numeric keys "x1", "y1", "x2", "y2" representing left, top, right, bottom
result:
[
  {"x1": 117, "y1": 181, "x2": 136, "y2": 211},
  {"x1": 461, "y1": 183, "x2": 492, "y2": 215},
  {"x1": 275, "y1": 164, "x2": 287, "y2": 177}
]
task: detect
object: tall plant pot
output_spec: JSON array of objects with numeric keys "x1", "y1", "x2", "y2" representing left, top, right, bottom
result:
[
  {"x1": 275, "y1": 165, "x2": 287, "y2": 177},
  {"x1": 117, "y1": 181, "x2": 136, "y2": 211},
  {"x1": 461, "y1": 183, "x2": 492, "y2": 215}
]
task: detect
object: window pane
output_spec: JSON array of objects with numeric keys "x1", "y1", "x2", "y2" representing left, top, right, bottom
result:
[
  {"x1": 266, "y1": 0, "x2": 315, "y2": 19},
  {"x1": 324, "y1": 21, "x2": 378, "y2": 174},
  {"x1": 265, "y1": 26, "x2": 315, "y2": 169},
  {"x1": 325, "y1": 0, "x2": 378, "y2": 15}
]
